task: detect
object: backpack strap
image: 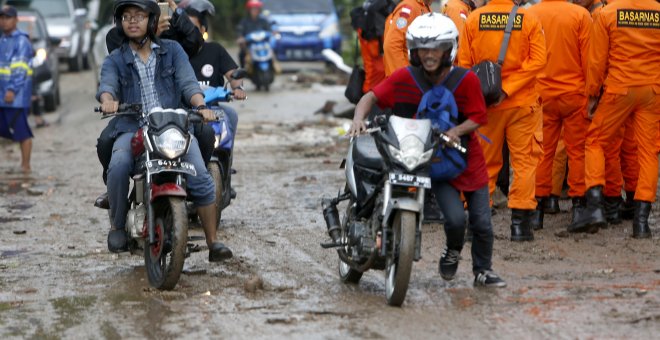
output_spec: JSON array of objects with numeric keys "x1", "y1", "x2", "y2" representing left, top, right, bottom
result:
[
  {"x1": 407, "y1": 66, "x2": 433, "y2": 93},
  {"x1": 442, "y1": 67, "x2": 469, "y2": 93}
]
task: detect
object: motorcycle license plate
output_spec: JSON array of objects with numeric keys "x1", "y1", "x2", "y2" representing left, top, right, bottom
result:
[
  {"x1": 389, "y1": 173, "x2": 431, "y2": 189},
  {"x1": 146, "y1": 160, "x2": 197, "y2": 176}
]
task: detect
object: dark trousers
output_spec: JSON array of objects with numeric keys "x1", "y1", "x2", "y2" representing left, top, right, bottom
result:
[{"x1": 431, "y1": 182, "x2": 494, "y2": 275}]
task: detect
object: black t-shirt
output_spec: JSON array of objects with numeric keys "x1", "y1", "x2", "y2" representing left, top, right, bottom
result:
[{"x1": 189, "y1": 42, "x2": 238, "y2": 87}]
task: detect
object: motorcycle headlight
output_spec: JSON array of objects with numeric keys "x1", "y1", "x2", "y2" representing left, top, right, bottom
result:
[
  {"x1": 388, "y1": 136, "x2": 433, "y2": 171},
  {"x1": 32, "y1": 48, "x2": 47, "y2": 68},
  {"x1": 153, "y1": 128, "x2": 188, "y2": 159},
  {"x1": 319, "y1": 22, "x2": 338, "y2": 39}
]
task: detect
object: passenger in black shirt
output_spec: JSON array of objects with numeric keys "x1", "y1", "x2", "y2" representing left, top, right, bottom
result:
[
  {"x1": 186, "y1": 7, "x2": 246, "y2": 140},
  {"x1": 236, "y1": 0, "x2": 272, "y2": 67}
]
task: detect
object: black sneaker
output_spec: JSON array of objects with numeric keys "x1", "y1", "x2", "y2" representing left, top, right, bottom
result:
[
  {"x1": 439, "y1": 247, "x2": 460, "y2": 281},
  {"x1": 474, "y1": 271, "x2": 507, "y2": 288}
]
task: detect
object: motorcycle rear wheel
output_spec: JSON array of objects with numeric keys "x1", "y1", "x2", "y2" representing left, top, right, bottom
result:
[
  {"x1": 385, "y1": 210, "x2": 416, "y2": 306},
  {"x1": 144, "y1": 197, "x2": 188, "y2": 290},
  {"x1": 207, "y1": 162, "x2": 224, "y2": 229}
]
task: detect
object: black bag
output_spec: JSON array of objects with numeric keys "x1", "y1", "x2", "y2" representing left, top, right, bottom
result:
[
  {"x1": 345, "y1": 36, "x2": 365, "y2": 104},
  {"x1": 471, "y1": 5, "x2": 519, "y2": 106},
  {"x1": 345, "y1": 65, "x2": 366, "y2": 104}
]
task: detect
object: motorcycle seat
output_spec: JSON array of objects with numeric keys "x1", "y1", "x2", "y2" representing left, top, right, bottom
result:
[{"x1": 353, "y1": 135, "x2": 383, "y2": 170}]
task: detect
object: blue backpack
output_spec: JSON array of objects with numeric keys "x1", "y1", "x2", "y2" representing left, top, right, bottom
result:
[{"x1": 408, "y1": 66, "x2": 469, "y2": 181}]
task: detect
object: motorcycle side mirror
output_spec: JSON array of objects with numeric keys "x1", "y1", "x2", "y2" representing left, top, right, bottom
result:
[{"x1": 231, "y1": 69, "x2": 248, "y2": 80}]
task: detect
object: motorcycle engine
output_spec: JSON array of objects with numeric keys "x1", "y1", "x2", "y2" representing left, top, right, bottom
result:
[
  {"x1": 348, "y1": 221, "x2": 376, "y2": 262},
  {"x1": 126, "y1": 205, "x2": 147, "y2": 239}
]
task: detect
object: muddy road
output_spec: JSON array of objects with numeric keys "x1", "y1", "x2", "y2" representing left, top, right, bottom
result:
[{"x1": 1, "y1": 69, "x2": 658, "y2": 339}]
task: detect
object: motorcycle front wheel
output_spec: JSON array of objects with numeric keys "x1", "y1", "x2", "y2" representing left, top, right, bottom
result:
[
  {"x1": 207, "y1": 162, "x2": 224, "y2": 229},
  {"x1": 385, "y1": 210, "x2": 416, "y2": 306},
  {"x1": 145, "y1": 197, "x2": 188, "y2": 290}
]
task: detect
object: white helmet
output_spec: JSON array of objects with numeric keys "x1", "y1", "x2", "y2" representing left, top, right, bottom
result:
[{"x1": 406, "y1": 13, "x2": 459, "y2": 66}]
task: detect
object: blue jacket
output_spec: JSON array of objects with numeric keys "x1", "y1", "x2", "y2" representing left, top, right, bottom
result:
[
  {"x1": 0, "y1": 29, "x2": 33, "y2": 109},
  {"x1": 96, "y1": 39, "x2": 202, "y2": 137}
]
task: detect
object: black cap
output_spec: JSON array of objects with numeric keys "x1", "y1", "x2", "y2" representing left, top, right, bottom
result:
[{"x1": 0, "y1": 5, "x2": 18, "y2": 18}]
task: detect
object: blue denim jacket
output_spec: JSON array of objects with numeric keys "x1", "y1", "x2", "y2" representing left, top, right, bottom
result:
[
  {"x1": 96, "y1": 39, "x2": 202, "y2": 137},
  {"x1": 0, "y1": 30, "x2": 33, "y2": 109}
]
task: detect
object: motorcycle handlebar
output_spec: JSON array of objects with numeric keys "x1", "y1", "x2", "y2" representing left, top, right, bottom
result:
[{"x1": 435, "y1": 131, "x2": 467, "y2": 154}]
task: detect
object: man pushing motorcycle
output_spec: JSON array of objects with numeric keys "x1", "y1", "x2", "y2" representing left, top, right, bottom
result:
[
  {"x1": 349, "y1": 14, "x2": 506, "y2": 288},
  {"x1": 97, "y1": 0, "x2": 232, "y2": 261}
]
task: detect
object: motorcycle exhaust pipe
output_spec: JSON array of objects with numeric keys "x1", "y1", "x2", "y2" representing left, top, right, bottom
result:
[{"x1": 322, "y1": 199, "x2": 341, "y2": 243}]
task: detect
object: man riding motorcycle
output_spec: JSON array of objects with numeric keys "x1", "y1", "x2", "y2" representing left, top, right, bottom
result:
[
  {"x1": 97, "y1": 0, "x2": 232, "y2": 261},
  {"x1": 183, "y1": 0, "x2": 246, "y2": 199},
  {"x1": 349, "y1": 14, "x2": 506, "y2": 288},
  {"x1": 236, "y1": 0, "x2": 272, "y2": 68}
]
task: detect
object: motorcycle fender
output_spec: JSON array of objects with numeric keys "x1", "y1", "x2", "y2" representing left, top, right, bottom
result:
[
  {"x1": 151, "y1": 183, "x2": 187, "y2": 202},
  {"x1": 382, "y1": 197, "x2": 421, "y2": 227}
]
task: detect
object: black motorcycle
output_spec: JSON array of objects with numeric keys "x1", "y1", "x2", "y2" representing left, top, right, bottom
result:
[
  {"x1": 321, "y1": 115, "x2": 465, "y2": 306},
  {"x1": 96, "y1": 104, "x2": 204, "y2": 290}
]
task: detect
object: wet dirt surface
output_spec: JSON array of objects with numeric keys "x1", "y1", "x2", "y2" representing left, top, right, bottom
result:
[{"x1": 1, "y1": 70, "x2": 659, "y2": 339}]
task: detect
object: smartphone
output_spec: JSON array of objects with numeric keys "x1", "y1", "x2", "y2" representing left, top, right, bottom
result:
[{"x1": 158, "y1": 2, "x2": 172, "y2": 16}]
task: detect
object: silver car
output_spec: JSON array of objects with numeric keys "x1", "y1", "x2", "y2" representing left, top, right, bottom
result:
[{"x1": 6, "y1": 0, "x2": 93, "y2": 72}]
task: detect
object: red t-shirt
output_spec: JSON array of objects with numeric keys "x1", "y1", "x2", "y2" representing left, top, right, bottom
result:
[{"x1": 372, "y1": 67, "x2": 489, "y2": 192}]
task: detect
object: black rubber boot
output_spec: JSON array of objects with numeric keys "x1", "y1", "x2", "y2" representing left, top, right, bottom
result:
[
  {"x1": 543, "y1": 195, "x2": 560, "y2": 214},
  {"x1": 632, "y1": 201, "x2": 652, "y2": 239},
  {"x1": 570, "y1": 197, "x2": 585, "y2": 227},
  {"x1": 568, "y1": 186, "x2": 606, "y2": 233},
  {"x1": 603, "y1": 196, "x2": 623, "y2": 225},
  {"x1": 511, "y1": 209, "x2": 534, "y2": 242},
  {"x1": 531, "y1": 197, "x2": 545, "y2": 230},
  {"x1": 620, "y1": 191, "x2": 635, "y2": 220}
]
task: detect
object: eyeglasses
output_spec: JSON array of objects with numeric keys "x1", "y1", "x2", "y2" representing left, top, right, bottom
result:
[{"x1": 121, "y1": 14, "x2": 146, "y2": 23}]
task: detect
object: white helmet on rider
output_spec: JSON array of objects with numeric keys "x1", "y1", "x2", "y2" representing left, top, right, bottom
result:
[{"x1": 406, "y1": 13, "x2": 458, "y2": 68}]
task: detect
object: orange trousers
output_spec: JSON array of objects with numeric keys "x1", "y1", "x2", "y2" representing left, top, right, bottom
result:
[
  {"x1": 480, "y1": 102, "x2": 543, "y2": 210},
  {"x1": 603, "y1": 120, "x2": 639, "y2": 197},
  {"x1": 536, "y1": 94, "x2": 590, "y2": 198},
  {"x1": 551, "y1": 137, "x2": 567, "y2": 196},
  {"x1": 585, "y1": 86, "x2": 660, "y2": 202}
]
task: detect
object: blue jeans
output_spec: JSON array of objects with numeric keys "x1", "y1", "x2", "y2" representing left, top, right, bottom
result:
[
  {"x1": 107, "y1": 132, "x2": 215, "y2": 229},
  {"x1": 431, "y1": 182, "x2": 494, "y2": 275}
]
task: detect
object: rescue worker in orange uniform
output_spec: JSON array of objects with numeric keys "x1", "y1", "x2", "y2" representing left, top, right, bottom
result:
[
  {"x1": 442, "y1": 0, "x2": 486, "y2": 36},
  {"x1": 544, "y1": 0, "x2": 607, "y2": 216},
  {"x1": 382, "y1": 0, "x2": 431, "y2": 76},
  {"x1": 458, "y1": 0, "x2": 546, "y2": 241},
  {"x1": 358, "y1": 31, "x2": 385, "y2": 94},
  {"x1": 528, "y1": 0, "x2": 592, "y2": 231},
  {"x1": 580, "y1": 0, "x2": 641, "y2": 226},
  {"x1": 351, "y1": 0, "x2": 396, "y2": 93},
  {"x1": 575, "y1": 0, "x2": 660, "y2": 238}
]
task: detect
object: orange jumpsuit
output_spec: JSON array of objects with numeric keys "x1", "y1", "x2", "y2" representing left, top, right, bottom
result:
[
  {"x1": 383, "y1": 0, "x2": 431, "y2": 76},
  {"x1": 458, "y1": 0, "x2": 547, "y2": 210},
  {"x1": 585, "y1": 0, "x2": 660, "y2": 203},
  {"x1": 550, "y1": 0, "x2": 607, "y2": 197},
  {"x1": 529, "y1": 0, "x2": 592, "y2": 198},
  {"x1": 443, "y1": 0, "x2": 472, "y2": 37},
  {"x1": 357, "y1": 29, "x2": 386, "y2": 93}
]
